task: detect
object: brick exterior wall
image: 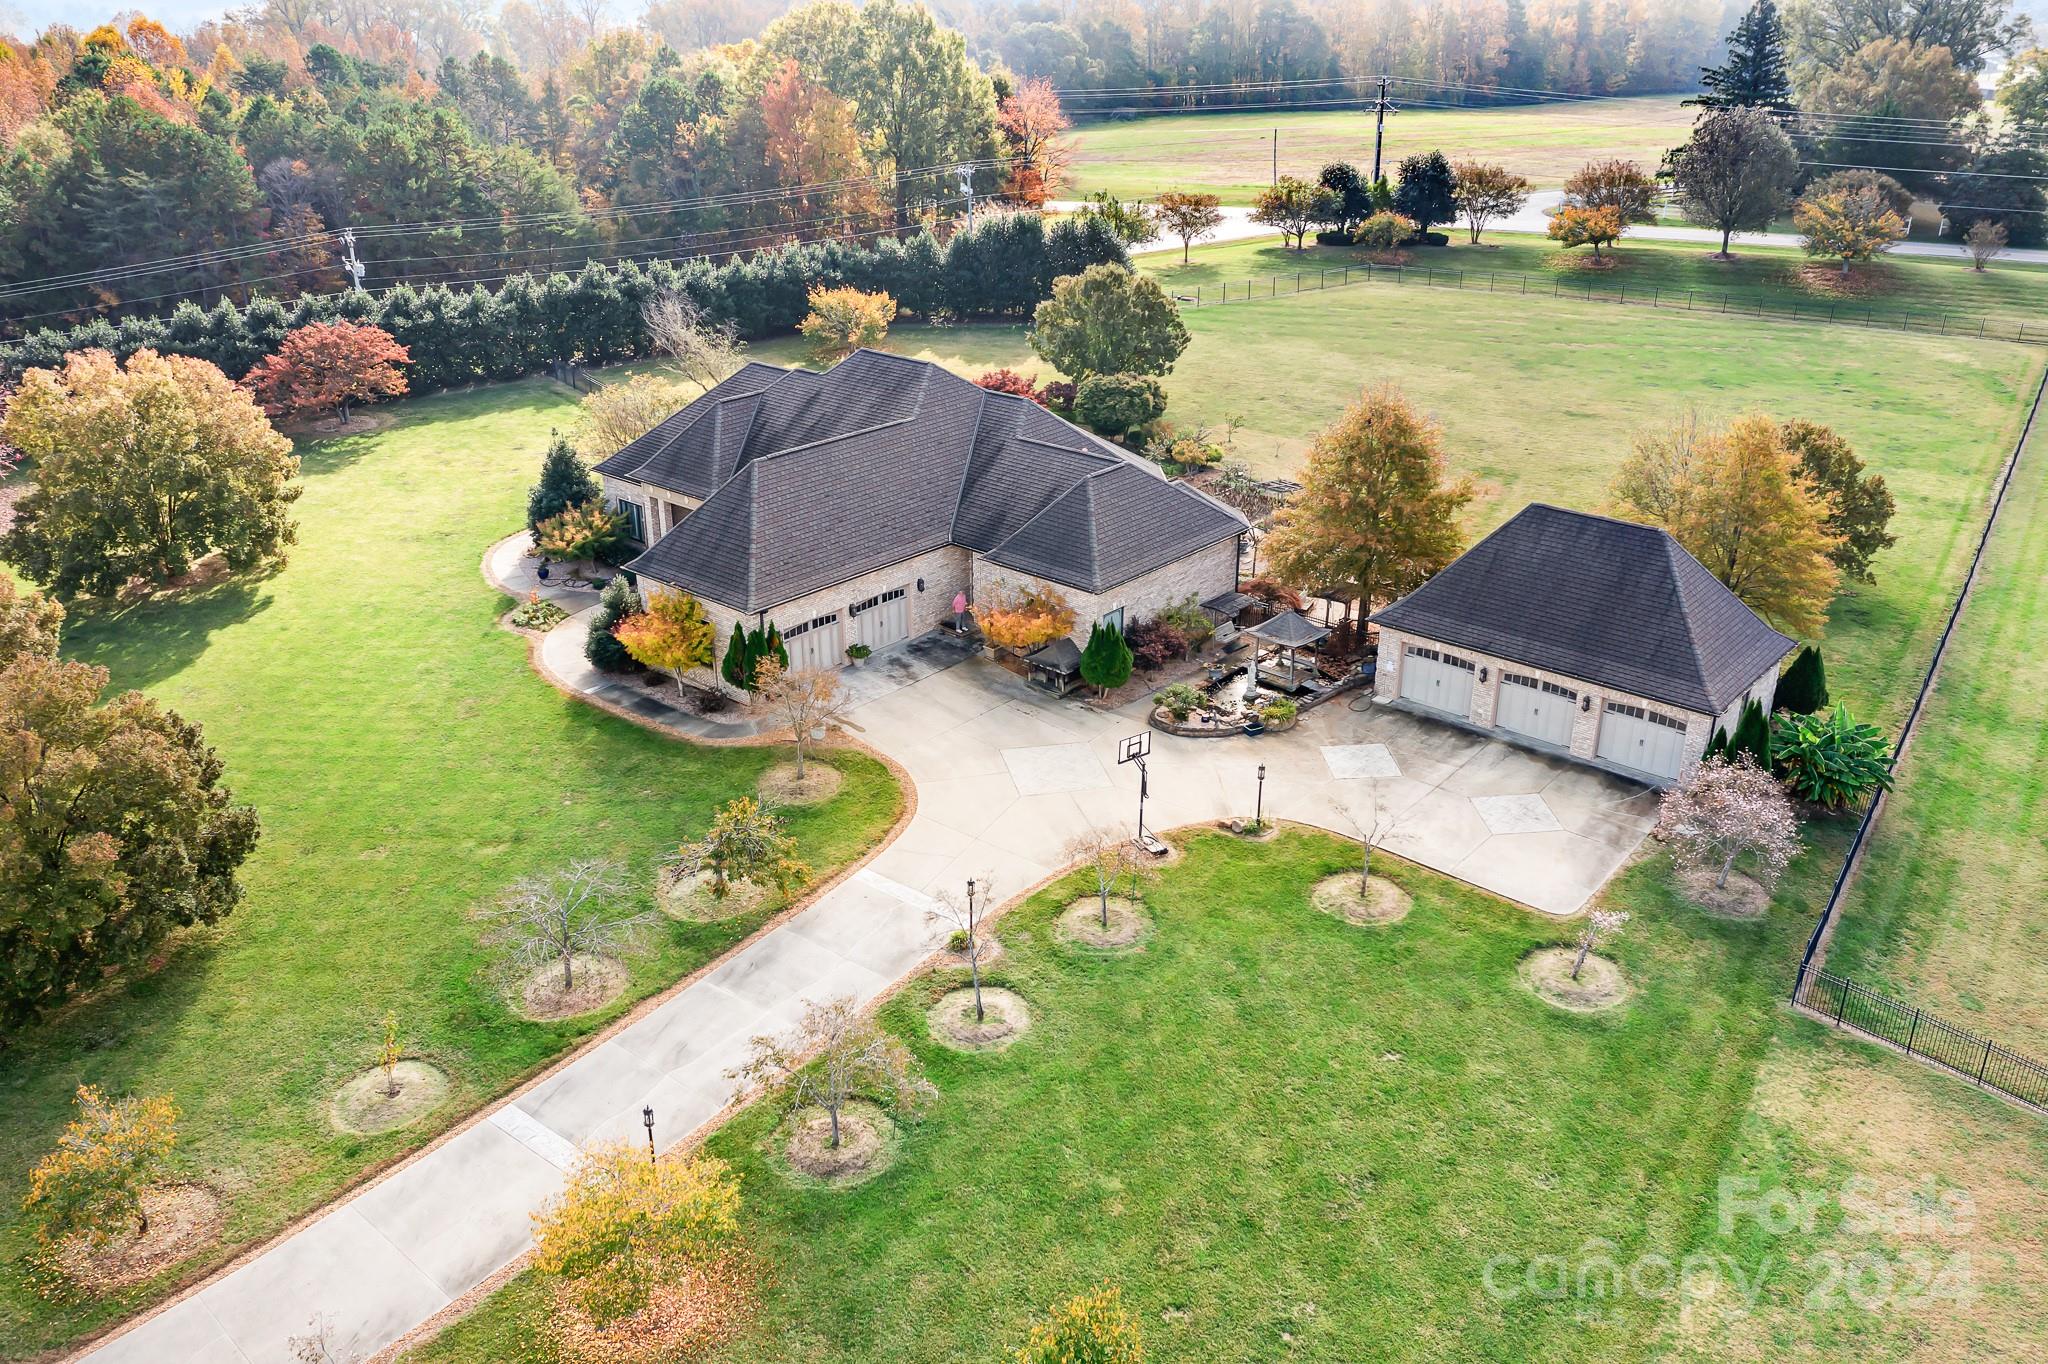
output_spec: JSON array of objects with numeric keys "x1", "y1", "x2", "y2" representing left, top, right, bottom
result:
[
  {"x1": 970, "y1": 535, "x2": 1242, "y2": 646},
  {"x1": 600, "y1": 474, "x2": 699, "y2": 546},
  {"x1": 1373, "y1": 626, "x2": 1780, "y2": 785}
]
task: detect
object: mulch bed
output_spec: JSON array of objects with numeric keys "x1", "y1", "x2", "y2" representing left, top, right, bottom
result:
[
  {"x1": 782, "y1": 1102, "x2": 895, "y2": 1187},
  {"x1": 516, "y1": 954, "x2": 629, "y2": 1020},
  {"x1": 927, "y1": 986, "x2": 1031, "y2": 1052},
  {"x1": 330, "y1": 1061, "x2": 451, "y2": 1134},
  {"x1": 1311, "y1": 873, "x2": 1412, "y2": 926},
  {"x1": 1056, "y1": 897, "x2": 1149, "y2": 951},
  {"x1": 758, "y1": 760, "x2": 843, "y2": 806},
  {"x1": 52, "y1": 1184, "x2": 224, "y2": 1290},
  {"x1": 1519, "y1": 947, "x2": 1629, "y2": 1013},
  {"x1": 660, "y1": 869, "x2": 772, "y2": 923},
  {"x1": 1681, "y1": 867, "x2": 1770, "y2": 920}
]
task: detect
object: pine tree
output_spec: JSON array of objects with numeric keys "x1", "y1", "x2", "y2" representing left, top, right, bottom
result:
[
  {"x1": 1703, "y1": 726, "x2": 1728, "y2": 762},
  {"x1": 1730, "y1": 699, "x2": 1773, "y2": 768},
  {"x1": 762, "y1": 623, "x2": 789, "y2": 672},
  {"x1": 1776, "y1": 645, "x2": 1830, "y2": 714},
  {"x1": 1078, "y1": 621, "x2": 1134, "y2": 695},
  {"x1": 584, "y1": 574, "x2": 640, "y2": 673},
  {"x1": 528, "y1": 436, "x2": 600, "y2": 533},
  {"x1": 1693, "y1": 0, "x2": 1791, "y2": 110},
  {"x1": 721, "y1": 621, "x2": 752, "y2": 692}
]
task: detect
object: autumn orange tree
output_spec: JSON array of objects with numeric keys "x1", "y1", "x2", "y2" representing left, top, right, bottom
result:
[
  {"x1": 971, "y1": 582, "x2": 1077, "y2": 654},
  {"x1": 998, "y1": 77, "x2": 1074, "y2": 206},
  {"x1": 726, "y1": 59, "x2": 887, "y2": 231},
  {"x1": 242, "y1": 321, "x2": 411, "y2": 425},
  {"x1": 1262, "y1": 385, "x2": 1473, "y2": 619},
  {"x1": 1548, "y1": 203, "x2": 1626, "y2": 258},
  {"x1": 1608, "y1": 412, "x2": 1843, "y2": 636},
  {"x1": 614, "y1": 589, "x2": 717, "y2": 702},
  {"x1": 798, "y1": 286, "x2": 897, "y2": 363},
  {"x1": 24, "y1": 1086, "x2": 179, "y2": 1250}
]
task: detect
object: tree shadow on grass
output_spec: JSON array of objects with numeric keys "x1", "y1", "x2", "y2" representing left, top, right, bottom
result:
[{"x1": 59, "y1": 574, "x2": 275, "y2": 693}]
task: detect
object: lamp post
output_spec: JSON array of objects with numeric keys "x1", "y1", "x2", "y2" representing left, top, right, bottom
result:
[
  {"x1": 1256, "y1": 763, "x2": 1266, "y2": 827},
  {"x1": 642, "y1": 1104, "x2": 656, "y2": 1168}
]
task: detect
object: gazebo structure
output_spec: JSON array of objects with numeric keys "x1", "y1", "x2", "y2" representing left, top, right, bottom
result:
[
  {"x1": 1200, "y1": 589, "x2": 1257, "y2": 627},
  {"x1": 1025, "y1": 636, "x2": 1084, "y2": 696},
  {"x1": 1245, "y1": 609, "x2": 1331, "y2": 693}
]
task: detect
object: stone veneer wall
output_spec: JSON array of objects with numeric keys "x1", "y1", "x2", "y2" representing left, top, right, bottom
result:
[
  {"x1": 1372, "y1": 625, "x2": 1774, "y2": 784},
  {"x1": 969, "y1": 535, "x2": 1242, "y2": 647}
]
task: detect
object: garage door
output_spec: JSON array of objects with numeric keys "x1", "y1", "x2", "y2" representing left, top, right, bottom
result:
[
  {"x1": 849, "y1": 586, "x2": 910, "y2": 653},
  {"x1": 1399, "y1": 644, "x2": 1476, "y2": 718},
  {"x1": 1496, "y1": 672, "x2": 1577, "y2": 748},
  {"x1": 1595, "y1": 701, "x2": 1688, "y2": 779},
  {"x1": 782, "y1": 612, "x2": 841, "y2": 672}
]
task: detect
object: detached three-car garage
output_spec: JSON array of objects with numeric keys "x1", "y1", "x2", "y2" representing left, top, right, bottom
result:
[{"x1": 1371, "y1": 504, "x2": 1797, "y2": 786}]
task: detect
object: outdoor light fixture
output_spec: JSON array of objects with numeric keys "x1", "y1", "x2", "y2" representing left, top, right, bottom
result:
[
  {"x1": 642, "y1": 1104, "x2": 656, "y2": 1167},
  {"x1": 1479, "y1": 666, "x2": 1489, "y2": 683},
  {"x1": 1581, "y1": 695, "x2": 1593, "y2": 712},
  {"x1": 917, "y1": 578, "x2": 926, "y2": 591},
  {"x1": 1256, "y1": 763, "x2": 1267, "y2": 826}
]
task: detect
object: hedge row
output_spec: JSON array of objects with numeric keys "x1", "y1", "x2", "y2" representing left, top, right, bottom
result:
[{"x1": 0, "y1": 213, "x2": 1127, "y2": 391}]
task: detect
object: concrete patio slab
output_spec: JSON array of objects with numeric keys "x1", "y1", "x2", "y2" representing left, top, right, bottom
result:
[
  {"x1": 1473, "y1": 793, "x2": 1564, "y2": 836},
  {"x1": 1002, "y1": 741, "x2": 1113, "y2": 796},
  {"x1": 1322, "y1": 742, "x2": 1403, "y2": 780}
]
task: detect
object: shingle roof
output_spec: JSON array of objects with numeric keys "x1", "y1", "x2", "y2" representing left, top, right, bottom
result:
[
  {"x1": 1246, "y1": 609, "x2": 1330, "y2": 648},
  {"x1": 1370, "y1": 503, "x2": 1795, "y2": 715},
  {"x1": 613, "y1": 351, "x2": 1247, "y2": 612}
]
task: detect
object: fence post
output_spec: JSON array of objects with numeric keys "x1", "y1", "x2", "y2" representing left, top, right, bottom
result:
[
  {"x1": 1686, "y1": 289, "x2": 1693, "y2": 309},
  {"x1": 1834, "y1": 978, "x2": 1849, "y2": 1024},
  {"x1": 1978, "y1": 1037, "x2": 1994, "y2": 1082},
  {"x1": 1905, "y1": 1007, "x2": 1921, "y2": 1057}
]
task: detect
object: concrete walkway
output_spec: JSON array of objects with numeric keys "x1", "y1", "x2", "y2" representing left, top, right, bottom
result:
[{"x1": 79, "y1": 547, "x2": 1654, "y2": 1364}]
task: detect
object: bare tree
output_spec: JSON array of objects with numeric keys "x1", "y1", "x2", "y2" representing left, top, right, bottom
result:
[
  {"x1": 753, "y1": 658, "x2": 849, "y2": 782},
  {"x1": 1062, "y1": 829, "x2": 1147, "y2": 930},
  {"x1": 642, "y1": 291, "x2": 745, "y2": 394},
  {"x1": 1352, "y1": 800, "x2": 1397, "y2": 895},
  {"x1": 1570, "y1": 909, "x2": 1630, "y2": 981},
  {"x1": 1654, "y1": 755, "x2": 1801, "y2": 892},
  {"x1": 730, "y1": 996, "x2": 934, "y2": 1149},
  {"x1": 927, "y1": 876, "x2": 995, "y2": 1022},
  {"x1": 478, "y1": 859, "x2": 655, "y2": 993},
  {"x1": 1965, "y1": 219, "x2": 2008, "y2": 272}
]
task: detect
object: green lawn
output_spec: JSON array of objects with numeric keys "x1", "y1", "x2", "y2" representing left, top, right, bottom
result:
[
  {"x1": 0, "y1": 382, "x2": 904, "y2": 1358},
  {"x1": 1823, "y1": 396, "x2": 2048, "y2": 1055},
  {"x1": 1068, "y1": 95, "x2": 1695, "y2": 201},
  {"x1": 410, "y1": 827, "x2": 1811, "y2": 1363},
  {"x1": 1135, "y1": 233, "x2": 2048, "y2": 336}
]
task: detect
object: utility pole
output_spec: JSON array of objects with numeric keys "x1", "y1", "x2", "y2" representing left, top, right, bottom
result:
[
  {"x1": 959, "y1": 166, "x2": 976, "y2": 232},
  {"x1": 340, "y1": 228, "x2": 366, "y2": 293},
  {"x1": 1271, "y1": 128, "x2": 1278, "y2": 184},
  {"x1": 1369, "y1": 77, "x2": 1398, "y2": 184}
]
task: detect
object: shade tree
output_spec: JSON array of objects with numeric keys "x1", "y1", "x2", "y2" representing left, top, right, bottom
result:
[
  {"x1": 241, "y1": 321, "x2": 410, "y2": 425},
  {"x1": 1154, "y1": 190, "x2": 1224, "y2": 264},
  {"x1": 1667, "y1": 106, "x2": 1799, "y2": 257},
  {"x1": 531, "y1": 1143, "x2": 742, "y2": 1325},
  {"x1": 1030, "y1": 263, "x2": 1190, "y2": 380},
  {"x1": 1250, "y1": 175, "x2": 1338, "y2": 250},
  {"x1": 1562, "y1": 159, "x2": 1658, "y2": 225},
  {"x1": 1449, "y1": 161, "x2": 1531, "y2": 244},
  {"x1": 23, "y1": 1086, "x2": 179, "y2": 1251},
  {"x1": 0, "y1": 576, "x2": 63, "y2": 669},
  {"x1": 642, "y1": 290, "x2": 745, "y2": 393},
  {"x1": 1548, "y1": 204, "x2": 1627, "y2": 257},
  {"x1": 1796, "y1": 183, "x2": 1908, "y2": 273},
  {"x1": 1391, "y1": 150, "x2": 1457, "y2": 235},
  {"x1": 478, "y1": 858, "x2": 655, "y2": 996},
  {"x1": 570, "y1": 372, "x2": 696, "y2": 463},
  {"x1": 1778, "y1": 420, "x2": 1896, "y2": 583},
  {"x1": 799, "y1": 286, "x2": 897, "y2": 363}
]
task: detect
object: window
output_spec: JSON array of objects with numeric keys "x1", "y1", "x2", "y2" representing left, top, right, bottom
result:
[
  {"x1": 1605, "y1": 700, "x2": 1686, "y2": 731},
  {"x1": 612, "y1": 499, "x2": 645, "y2": 543},
  {"x1": 783, "y1": 612, "x2": 839, "y2": 640},
  {"x1": 849, "y1": 587, "x2": 907, "y2": 617},
  {"x1": 1504, "y1": 671, "x2": 1576, "y2": 700},
  {"x1": 1406, "y1": 644, "x2": 1475, "y2": 672},
  {"x1": 1101, "y1": 606, "x2": 1125, "y2": 634}
]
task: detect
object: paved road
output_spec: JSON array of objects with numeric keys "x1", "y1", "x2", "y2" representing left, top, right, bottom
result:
[
  {"x1": 1051, "y1": 197, "x2": 2048, "y2": 265},
  {"x1": 78, "y1": 552, "x2": 1652, "y2": 1364}
]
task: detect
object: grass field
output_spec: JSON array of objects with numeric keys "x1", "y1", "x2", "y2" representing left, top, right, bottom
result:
[
  {"x1": 1135, "y1": 234, "x2": 2048, "y2": 335},
  {"x1": 409, "y1": 831, "x2": 2048, "y2": 1364},
  {"x1": 1823, "y1": 399, "x2": 2048, "y2": 1056},
  {"x1": 1068, "y1": 95, "x2": 1696, "y2": 202},
  {"x1": 0, "y1": 384, "x2": 904, "y2": 1358}
]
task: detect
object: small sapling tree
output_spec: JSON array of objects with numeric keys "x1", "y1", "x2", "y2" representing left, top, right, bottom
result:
[
  {"x1": 928, "y1": 876, "x2": 996, "y2": 1022},
  {"x1": 1570, "y1": 909, "x2": 1630, "y2": 981},
  {"x1": 753, "y1": 658, "x2": 848, "y2": 782},
  {"x1": 673, "y1": 796, "x2": 811, "y2": 901},
  {"x1": 479, "y1": 858, "x2": 655, "y2": 995},
  {"x1": 731, "y1": 996, "x2": 934, "y2": 1150}
]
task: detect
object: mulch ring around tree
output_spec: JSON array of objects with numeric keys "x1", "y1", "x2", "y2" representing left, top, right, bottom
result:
[
  {"x1": 1681, "y1": 868, "x2": 1771, "y2": 921},
  {"x1": 1519, "y1": 946, "x2": 1631, "y2": 1014},
  {"x1": 330, "y1": 1061, "x2": 452, "y2": 1135},
  {"x1": 1056, "y1": 896, "x2": 1150, "y2": 951},
  {"x1": 1219, "y1": 818, "x2": 1280, "y2": 841},
  {"x1": 52, "y1": 1184, "x2": 224, "y2": 1290},
  {"x1": 291, "y1": 409, "x2": 400, "y2": 438},
  {"x1": 1794, "y1": 262, "x2": 1892, "y2": 298},
  {"x1": 944, "y1": 933, "x2": 1004, "y2": 970},
  {"x1": 516, "y1": 954, "x2": 630, "y2": 1021},
  {"x1": 660, "y1": 868, "x2": 773, "y2": 923},
  {"x1": 758, "y1": 759, "x2": 843, "y2": 806},
  {"x1": 779, "y1": 1100, "x2": 898, "y2": 1188},
  {"x1": 1311, "y1": 873, "x2": 1412, "y2": 926},
  {"x1": 927, "y1": 986, "x2": 1032, "y2": 1052}
]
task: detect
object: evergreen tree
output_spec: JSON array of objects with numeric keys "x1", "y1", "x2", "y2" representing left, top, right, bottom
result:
[
  {"x1": 1776, "y1": 646, "x2": 1830, "y2": 714},
  {"x1": 1693, "y1": 0, "x2": 1792, "y2": 110},
  {"x1": 1391, "y1": 152, "x2": 1457, "y2": 235},
  {"x1": 584, "y1": 574, "x2": 641, "y2": 673},
  {"x1": 528, "y1": 437, "x2": 601, "y2": 533},
  {"x1": 721, "y1": 621, "x2": 753, "y2": 692},
  {"x1": 1730, "y1": 699, "x2": 1773, "y2": 768},
  {"x1": 762, "y1": 623, "x2": 789, "y2": 672},
  {"x1": 1702, "y1": 726, "x2": 1728, "y2": 761},
  {"x1": 1078, "y1": 620, "x2": 1134, "y2": 695}
]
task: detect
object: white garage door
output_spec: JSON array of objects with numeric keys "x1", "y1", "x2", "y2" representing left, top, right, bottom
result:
[
  {"x1": 1496, "y1": 672, "x2": 1577, "y2": 748},
  {"x1": 850, "y1": 586, "x2": 910, "y2": 652},
  {"x1": 1400, "y1": 644, "x2": 1476, "y2": 718},
  {"x1": 1595, "y1": 701, "x2": 1689, "y2": 779},
  {"x1": 782, "y1": 612, "x2": 841, "y2": 672}
]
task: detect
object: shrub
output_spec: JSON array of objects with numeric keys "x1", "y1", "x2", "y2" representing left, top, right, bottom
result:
[
  {"x1": 510, "y1": 594, "x2": 569, "y2": 630},
  {"x1": 1079, "y1": 620, "x2": 1134, "y2": 694},
  {"x1": 584, "y1": 575, "x2": 641, "y2": 673},
  {"x1": 1126, "y1": 618, "x2": 1190, "y2": 671},
  {"x1": 1776, "y1": 645, "x2": 1829, "y2": 714},
  {"x1": 1040, "y1": 380, "x2": 1077, "y2": 412},
  {"x1": 799, "y1": 286, "x2": 897, "y2": 363},
  {"x1": 974, "y1": 369, "x2": 1048, "y2": 405},
  {"x1": 24, "y1": 1086, "x2": 178, "y2": 1251},
  {"x1": 1353, "y1": 211, "x2": 1418, "y2": 253},
  {"x1": 1259, "y1": 696, "x2": 1299, "y2": 725},
  {"x1": 1153, "y1": 595, "x2": 1216, "y2": 647},
  {"x1": 1241, "y1": 576, "x2": 1306, "y2": 612},
  {"x1": 1074, "y1": 373, "x2": 1167, "y2": 441},
  {"x1": 1154, "y1": 682, "x2": 1205, "y2": 721},
  {"x1": 1728, "y1": 698, "x2": 1772, "y2": 769},
  {"x1": 972, "y1": 582, "x2": 1077, "y2": 653},
  {"x1": 1770, "y1": 705, "x2": 1894, "y2": 809},
  {"x1": 534, "y1": 501, "x2": 625, "y2": 566},
  {"x1": 1018, "y1": 1284, "x2": 1144, "y2": 1364}
]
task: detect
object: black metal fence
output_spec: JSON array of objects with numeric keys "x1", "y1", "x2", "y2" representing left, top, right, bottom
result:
[
  {"x1": 1171, "y1": 260, "x2": 2046, "y2": 345},
  {"x1": 552, "y1": 359, "x2": 603, "y2": 393},
  {"x1": 1793, "y1": 968, "x2": 2048, "y2": 1113}
]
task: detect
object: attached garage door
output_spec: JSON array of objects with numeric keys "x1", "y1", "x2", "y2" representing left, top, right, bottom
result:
[
  {"x1": 1595, "y1": 701, "x2": 1689, "y2": 780},
  {"x1": 782, "y1": 612, "x2": 842, "y2": 672},
  {"x1": 1400, "y1": 644, "x2": 1476, "y2": 718},
  {"x1": 1495, "y1": 672, "x2": 1577, "y2": 748},
  {"x1": 849, "y1": 586, "x2": 910, "y2": 653}
]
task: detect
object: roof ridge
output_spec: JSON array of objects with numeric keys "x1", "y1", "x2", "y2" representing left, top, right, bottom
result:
[
  {"x1": 1655, "y1": 533, "x2": 1718, "y2": 705},
  {"x1": 986, "y1": 467, "x2": 1103, "y2": 577},
  {"x1": 948, "y1": 386, "x2": 991, "y2": 547}
]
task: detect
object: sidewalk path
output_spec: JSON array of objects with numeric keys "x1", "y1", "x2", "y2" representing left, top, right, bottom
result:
[{"x1": 78, "y1": 544, "x2": 1653, "y2": 1364}]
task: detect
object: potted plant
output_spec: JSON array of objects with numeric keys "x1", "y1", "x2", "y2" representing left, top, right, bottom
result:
[{"x1": 846, "y1": 642, "x2": 872, "y2": 667}]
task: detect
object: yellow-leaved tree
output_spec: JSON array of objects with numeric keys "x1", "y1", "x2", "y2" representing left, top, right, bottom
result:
[
  {"x1": 1262, "y1": 385, "x2": 1472, "y2": 620},
  {"x1": 1609, "y1": 412, "x2": 1843, "y2": 637},
  {"x1": 971, "y1": 582, "x2": 1077, "y2": 655},
  {"x1": 24, "y1": 1086, "x2": 178, "y2": 1252},
  {"x1": 799, "y1": 286, "x2": 897, "y2": 363},
  {"x1": 614, "y1": 589, "x2": 717, "y2": 703}
]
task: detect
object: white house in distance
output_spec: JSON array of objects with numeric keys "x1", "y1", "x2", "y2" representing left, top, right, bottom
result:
[
  {"x1": 1370, "y1": 503, "x2": 1796, "y2": 785},
  {"x1": 593, "y1": 349, "x2": 1248, "y2": 696}
]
